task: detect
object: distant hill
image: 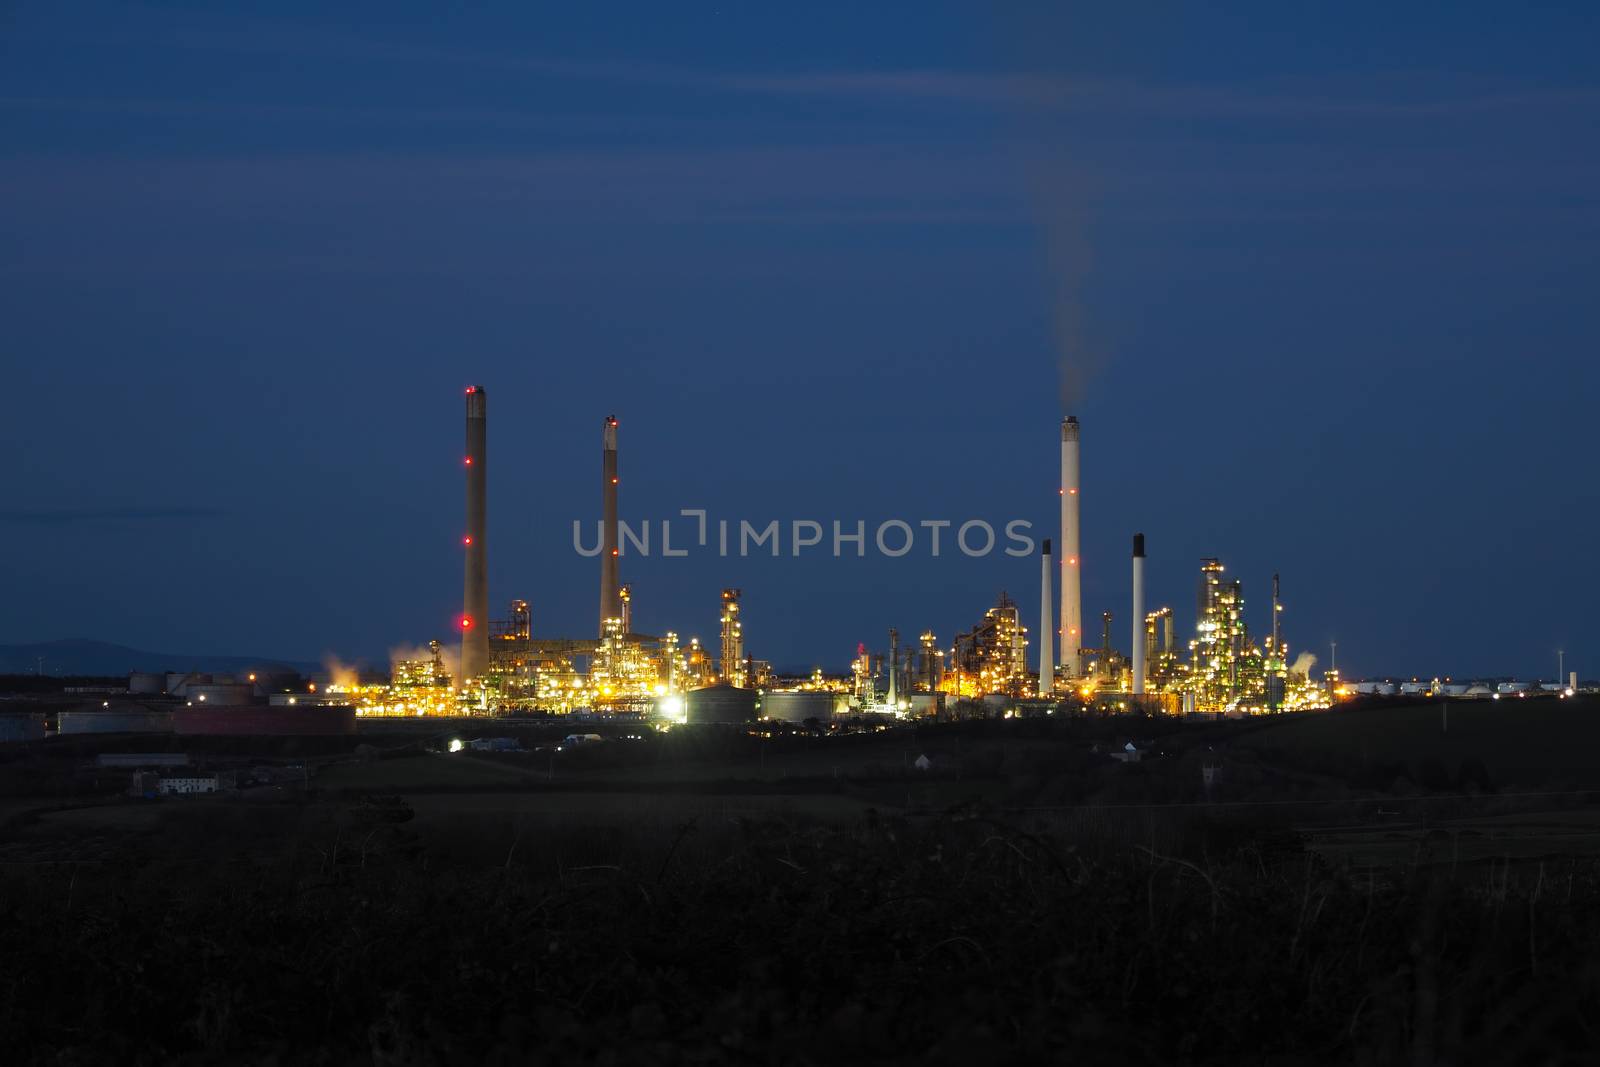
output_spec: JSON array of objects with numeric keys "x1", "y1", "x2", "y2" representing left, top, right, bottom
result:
[{"x1": 0, "y1": 639, "x2": 321, "y2": 677}]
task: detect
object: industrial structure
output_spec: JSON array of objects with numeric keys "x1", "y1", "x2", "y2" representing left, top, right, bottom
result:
[
  {"x1": 1131, "y1": 534, "x2": 1146, "y2": 696},
  {"x1": 1060, "y1": 416, "x2": 1082, "y2": 678},
  {"x1": 460, "y1": 386, "x2": 489, "y2": 684},
  {"x1": 719, "y1": 588, "x2": 745, "y2": 687},
  {"x1": 319, "y1": 393, "x2": 1337, "y2": 723},
  {"x1": 1038, "y1": 539, "x2": 1054, "y2": 697},
  {"x1": 599, "y1": 415, "x2": 621, "y2": 636}
]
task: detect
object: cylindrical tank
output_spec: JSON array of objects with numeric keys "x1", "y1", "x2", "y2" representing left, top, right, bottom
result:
[
  {"x1": 981, "y1": 693, "x2": 1012, "y2": 715},
  {"x1": 128, "y1": 672, "x2": 165, "y2": 695},
  {"x1": 183, "y1": 683, "x2": 257, "y2": 705},
  {"x1": 760, "y1": 691, "x2": 835, "y2": 723},
  {"x1": 174, "y1": 705, "x2": 356, "y2": 736},
  {"x1": 0, "y1": 715, "x2": 47, "y2": 742},
  {"x1": 166, "y1": 672, "x2": 209, "y2": 694},
  {"x1": 684, "y1": 684, "x2": 757, "y2": 724},
  {"x1": 907, "y1": 693, "x2": 944, "y2": 718},
  {"x1": 58, "y1": 710, "x2": 175, "y2": 735}
]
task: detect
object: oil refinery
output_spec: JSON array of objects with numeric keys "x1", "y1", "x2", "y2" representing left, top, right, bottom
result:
[{"x1": 314, "y1": 391, "x2": 1337, "y2": 723}]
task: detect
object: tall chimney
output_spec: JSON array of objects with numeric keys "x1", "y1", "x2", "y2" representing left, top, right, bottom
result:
[
  {"x1": 887, "y1": 628, "x2": 899, "y2": 710},
  {"x1": 1131, "y1": 533, "x2": 1146, "y2": 695},
  {"x1": 599, "y1": 416, "x2": 620, "y2": 635},
  {"x1": 1039, "y1": 538, "x2": 1054, "y2": 697},
  {"x1": 460, "y1": 386, "x2": 490, "y2": 684},
  {"x1": 1060, "y1": 416, "x2": 1082, "y2": 677}
]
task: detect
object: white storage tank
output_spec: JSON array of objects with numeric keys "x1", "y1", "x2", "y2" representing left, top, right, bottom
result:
[{"x1": 760, "y1": 691, "x2": 837, "y2": 723}]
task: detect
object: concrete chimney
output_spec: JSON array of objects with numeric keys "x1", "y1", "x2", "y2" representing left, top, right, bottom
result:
[
  {"x1": 1039, "y1": 538, "x2": 1054, "y2": 697},
  {"x1": 1060, "y1": 416, "x2": 1082, "y2": 677},
  {"x1": 599, "y1": 416, "x2": 620, "y2": 635},
  {"x1": 1131, "y1": 533, "x2": 1146, "y2": 695},
  {"x1": 460, "y1": 386, "x2": 490, "y2": 684}
]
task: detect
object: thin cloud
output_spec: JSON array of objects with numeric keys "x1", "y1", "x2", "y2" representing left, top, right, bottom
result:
[
  {"x1": 0, "y1": 507, "x2": 228, "y2": 524},
  {"x1": 14, "y1": 21, "x2": 1600, "y2": 124}
]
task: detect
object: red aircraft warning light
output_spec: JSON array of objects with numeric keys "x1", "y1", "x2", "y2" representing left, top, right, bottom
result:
[{"x1": 460, "y1": 615, "x2": 473, "y2": 630}]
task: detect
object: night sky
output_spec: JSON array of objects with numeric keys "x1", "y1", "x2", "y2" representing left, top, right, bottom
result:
[{"x1": 3, "y1": 2, "x2": 1595, "y2": 679}]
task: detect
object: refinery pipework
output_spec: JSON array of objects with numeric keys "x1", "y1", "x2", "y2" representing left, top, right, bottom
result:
[
  {"x1": 1060, "y1": 416, "x2": 1082, "y2": 677},
  {"x1": 460, "y1": 386, "x2": 490, "y2": 684}
]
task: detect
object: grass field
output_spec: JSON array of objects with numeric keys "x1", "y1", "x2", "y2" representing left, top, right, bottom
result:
[{"x1": 1234, "y1": 696, "x2": 1600, "y2": 786}]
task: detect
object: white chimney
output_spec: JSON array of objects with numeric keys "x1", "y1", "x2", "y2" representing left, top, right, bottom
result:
[{"x1": 1060, "y1": 416, "x2": 1082, "y2": 677}]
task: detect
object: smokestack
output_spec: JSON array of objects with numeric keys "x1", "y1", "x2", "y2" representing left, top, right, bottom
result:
[
  {"x1": 599, "y1": 416, "x2": 620, "y2": 636},
  {"x1": 1039, "y1": 538, "x2": 1054, "y2": 696},
  {"x1": 460, "y1": 386, "x2": 490, "y2": 684},
  {"x1": 1131, "y1": 533, "x2": 1146, "y2": 695},
  {"x1": 1271, "y1": 572, "x2": 1282, "y2": 655},
  {"x1": 1060, "y1": 416, "x2": 1082, "y2": 677},
  {"x1": 887, "y1": 628, "x2": 899, "y2": 709}
]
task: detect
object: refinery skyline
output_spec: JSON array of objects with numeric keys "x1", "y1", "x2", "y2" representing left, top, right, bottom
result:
[{"x1": 2, "y1": 4, "x2": 1595, "y2": 679}]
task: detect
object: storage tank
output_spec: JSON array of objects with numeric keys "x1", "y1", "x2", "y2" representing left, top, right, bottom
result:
[
  {"x1": 0, "y1": 715, "x2": 47, "y2": 742},
  {"x1": 58, "y1": 710, "x2": 176, "y2": 735},
  {"x1": 183, "y1": 683, "x2": 257, "y2": 706},
  {"x1": 174, "y1": 705, "x2": 356, "y2": 736},
  {"x1": 907, "y1": 693, "x2": 945, "y2": 718},
  {"x1": 128, "y1": 672, "x2": 165, "y2": 695},
  {"x1": 684, "y1": 684, "x2": 758, "y2": 725},
  {"x1": 760, "y1": 691, "x2": 836, "y2": 723},
  {"x1": 1438, "y1": 683, "x2": 1470, "y2": 696},
  {"x1": 981, "y1": 693, "x2": 1012, "y2": 716},
  {"x1": 166, "y1": 672, "x2": 209, "y2": 694}
]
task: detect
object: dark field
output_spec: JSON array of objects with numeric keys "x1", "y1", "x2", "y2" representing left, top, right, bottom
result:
[{"x1": 5, "y1": 698, "x2": 1600, "y2": 1064}]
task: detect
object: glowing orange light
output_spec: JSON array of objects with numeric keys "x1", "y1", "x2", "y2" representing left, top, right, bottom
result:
[
  {"x1": 611, "y1": 548, "x2": 619, "y2": 556},
  {"x1": 1068, "y1": 557, "x2": 1078, "y2": 565},
  {"x1": 1068, "y1": 488, "x2": 1078, "y2": 495},
  {"x1": 611, "y1": 477, "x2": 618, "y2": 484}
]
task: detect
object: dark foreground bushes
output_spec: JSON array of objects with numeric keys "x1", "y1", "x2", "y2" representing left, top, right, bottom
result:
[{"x1": 3, "y1": 808, "x2": 1598, "y2": 1064}]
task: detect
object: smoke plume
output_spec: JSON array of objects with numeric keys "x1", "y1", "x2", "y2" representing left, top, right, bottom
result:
[
  {"x1": 322, "y1": 655, "x2": 360, "y2": 688},
  {"x1": 1290, "y1": 652, "x2": 1317, "y2": 678}
]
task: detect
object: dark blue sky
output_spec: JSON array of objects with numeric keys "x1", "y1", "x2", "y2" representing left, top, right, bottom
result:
[{"x1": 3, "y1": 2, "x2": 1596, "y2": 679}]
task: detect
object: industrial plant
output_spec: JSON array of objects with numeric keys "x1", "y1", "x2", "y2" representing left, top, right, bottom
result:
[{"x1": 305, "y1": 393, "x2": 1339, "y2": 724}]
